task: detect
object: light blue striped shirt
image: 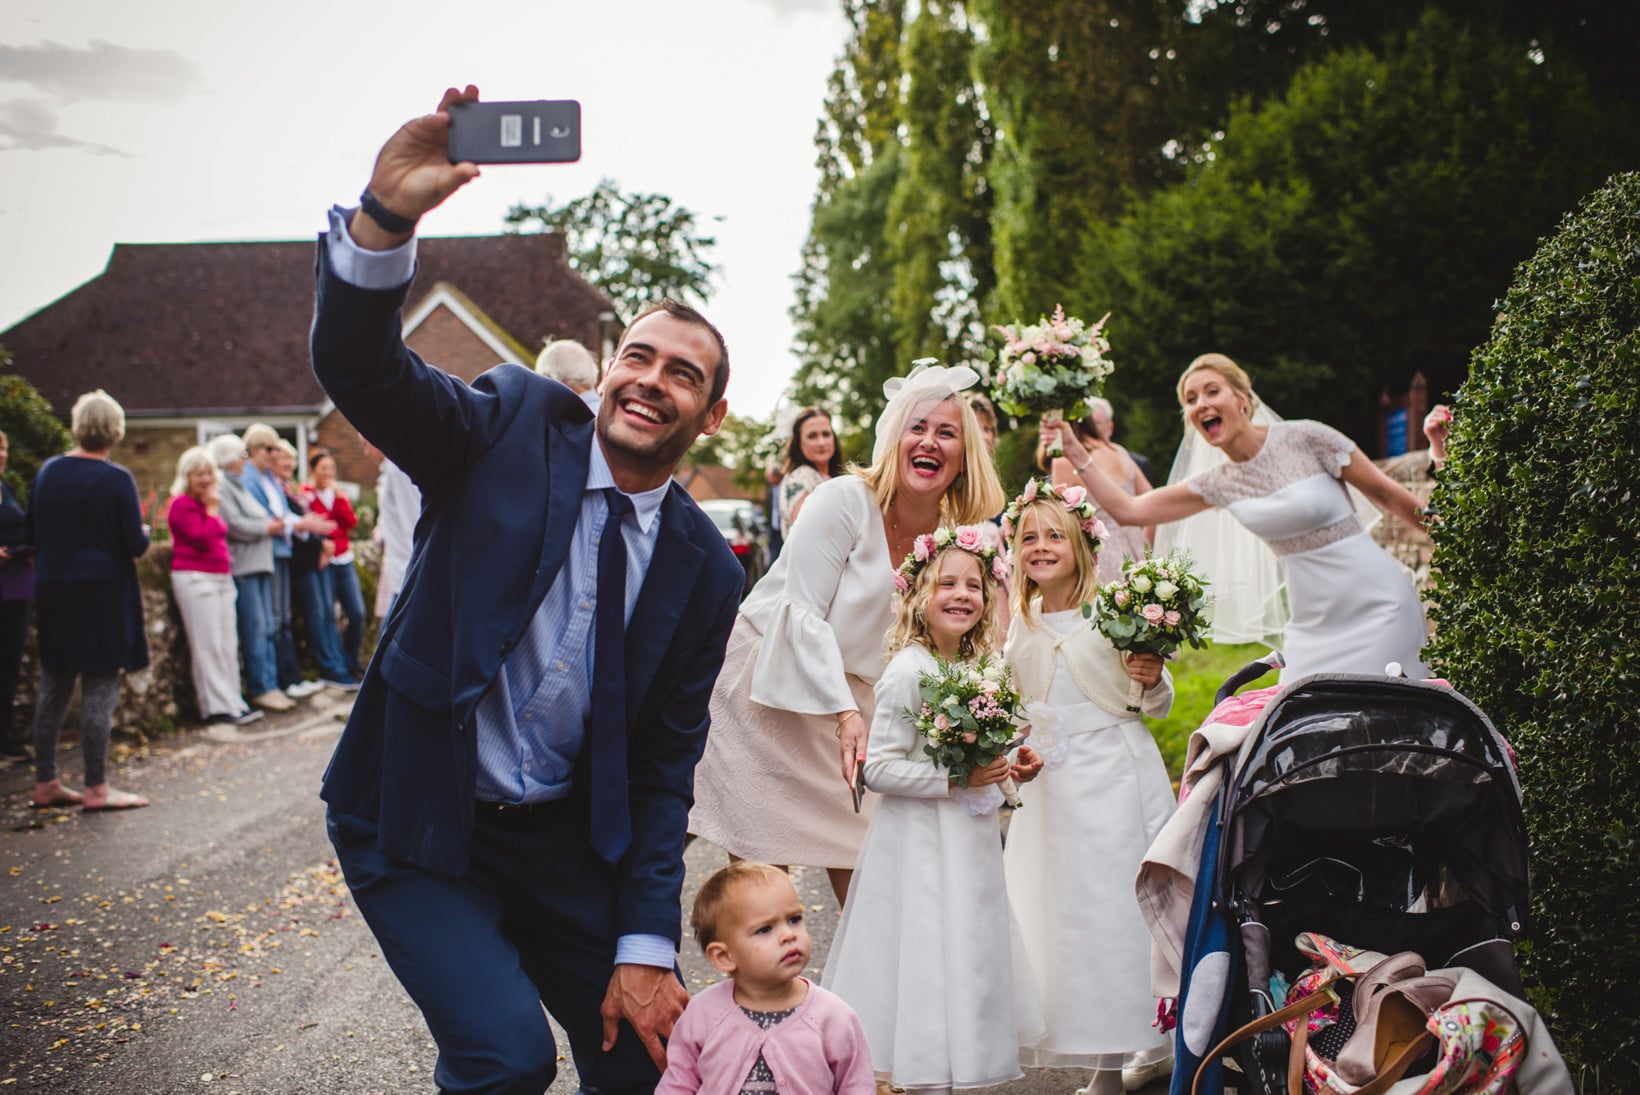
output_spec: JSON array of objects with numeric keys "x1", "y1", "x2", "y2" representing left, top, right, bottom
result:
[{"x1": 324, "y1": 210, "x2": 676, "y2": 968}]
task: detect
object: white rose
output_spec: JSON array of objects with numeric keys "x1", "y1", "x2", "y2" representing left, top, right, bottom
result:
[
  {"x1": 982, "y1": 662, "x2": 1004, "y2": 682},
  {"x1": 1155, "y1": 580, "x2": 1178, "y2": 600},
  {"x1": 1131, "y1": 575, "x2": 1153, "y2": 594}
]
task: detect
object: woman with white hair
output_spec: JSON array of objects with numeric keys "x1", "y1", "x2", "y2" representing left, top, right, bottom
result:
[
  {"x1": 28, "y1": 389, "x2": 151, "y2": 811},
  {"x1": 690, "y1": 363, "x2": 1006, "y2": 903},
  {"x1": 166, "y1": 447, "x2": 261, "y2": 727}
]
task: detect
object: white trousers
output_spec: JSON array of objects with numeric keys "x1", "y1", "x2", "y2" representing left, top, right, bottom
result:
[{"x1": 171, "y1": 570, "x2": 245, "y2": 719}]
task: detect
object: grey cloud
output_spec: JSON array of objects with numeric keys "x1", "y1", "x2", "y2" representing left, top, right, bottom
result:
[
  {"x1": 0, "y1": 98, "x2": 128, "y2": 155},
  {"x1": 0, "y1": 39, "x2": 199, "y2": 103}
]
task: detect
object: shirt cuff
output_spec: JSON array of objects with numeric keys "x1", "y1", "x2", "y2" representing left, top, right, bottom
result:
[
  {"x1": 615, "y1": 933, "x2": 677, "y2": 969},
  {"x1": 326, "y1": 205, "x2": 417, "y2": 289}
]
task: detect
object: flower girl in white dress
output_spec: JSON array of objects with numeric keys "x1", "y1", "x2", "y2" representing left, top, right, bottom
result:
[
  {"x1": 1001, "y1": 479, "x2": 1176, "y2": 1095},
  {"x1": 824, "y1": 527, "x2": 1044, "y2": 1093}
]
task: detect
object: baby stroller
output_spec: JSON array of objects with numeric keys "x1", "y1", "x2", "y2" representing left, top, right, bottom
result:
[{"x1": 1170, "y1": 657, "x2": 1530, "y2": 1095}]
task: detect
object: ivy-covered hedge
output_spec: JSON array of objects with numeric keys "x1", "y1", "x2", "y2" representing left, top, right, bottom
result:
[{"x1": 1428, "y1": 172, "x2": 1639, "y2": 1086}]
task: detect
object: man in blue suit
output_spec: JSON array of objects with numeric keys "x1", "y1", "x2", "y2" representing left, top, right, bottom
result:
[{"x1": 312, "y1": 86, "x2": 744, "y2": 1095}]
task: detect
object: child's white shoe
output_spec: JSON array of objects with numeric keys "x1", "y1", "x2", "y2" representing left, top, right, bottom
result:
[
  {"x1": 1074, "y1": 1070, "x2": 1123, "y2": 1095},
  {"x1": 1121, "y1": 1053, "x2": 1173, "y2": 1092}
]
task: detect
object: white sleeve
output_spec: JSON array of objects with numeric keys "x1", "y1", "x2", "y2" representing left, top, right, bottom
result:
[
  {"x1": 325, "y1": 205, "x2": 418, "y2": 290},
  {"x1": 749, "y1": 481, "x2": 871, "y2": 716},
  {"x1": 863, "y1": 652, "x2": 951, "y2": 799}
]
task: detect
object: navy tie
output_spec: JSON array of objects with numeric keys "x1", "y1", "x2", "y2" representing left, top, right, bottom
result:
[{"x1": 590, "y1": 489, "x2": 634, "y2": 863}]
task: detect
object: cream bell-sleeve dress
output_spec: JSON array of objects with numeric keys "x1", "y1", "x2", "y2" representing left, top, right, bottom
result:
[{"x1": 689, "y1": 476, "x2": 896, "y2": 867}]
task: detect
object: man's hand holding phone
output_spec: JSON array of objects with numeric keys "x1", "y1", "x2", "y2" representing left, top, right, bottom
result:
[{"x1": 350, "y1": 85, "x2": 485, "y2": 252}]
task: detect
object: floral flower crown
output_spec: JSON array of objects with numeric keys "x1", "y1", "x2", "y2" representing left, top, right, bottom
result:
[
  {"x1": 894, "y1": 524, "x2": 1010, "y2": 595},
  {"x1": 1000, "y1": 477, "x2": 1108, "y2": 552}
]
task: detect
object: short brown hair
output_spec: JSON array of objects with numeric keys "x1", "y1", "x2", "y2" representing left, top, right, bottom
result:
[{"x1": 690, "y1": 861, "x2": 788, "y2": 949}]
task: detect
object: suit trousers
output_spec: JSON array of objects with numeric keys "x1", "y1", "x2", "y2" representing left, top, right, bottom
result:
[{"x1": 328, "y1": 806, "x2": 671, "y2": 1095}]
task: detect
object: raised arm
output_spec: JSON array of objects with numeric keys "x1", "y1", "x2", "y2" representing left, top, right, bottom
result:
[
  {"x1": 1051, "y1": 421, "x2": 1211, "y2": 527},
  {"x1": 1339, "y1": 448, "x2": 1428, "y2": 532},
  {"x1": 345, "y1": 86, "x2": 482, "y2": 255}
]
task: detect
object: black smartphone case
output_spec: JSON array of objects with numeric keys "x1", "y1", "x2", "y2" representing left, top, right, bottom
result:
[{"x1": 447, "y1": 100, "x2": 581, "y2": 165}]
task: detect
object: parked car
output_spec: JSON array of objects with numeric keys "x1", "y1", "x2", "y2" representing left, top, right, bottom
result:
[{"x1": 697, "y1": 498, "x2": 770, "y2": 598}]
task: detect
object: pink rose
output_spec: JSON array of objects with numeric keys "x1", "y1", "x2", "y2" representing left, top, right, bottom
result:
[
  {"x1": 1000, "y1": 517, "x2": 1014, "y2": 540},
  {"x1": 955, "y1": 526, "x2": 983, "y2": 552},
  {"x1": 1114, "y1": 589, "x2": 1130, "y2": 608},
  {"x1": 981, "y1": 679, "x2": 999, "y2": 693},
  {"x1": 1021, "y1": 351, "x2": 1037, "y2": 365},
  {"x1": 1084, "y1": 518, "x2": 1108, "y2": 540},
  {"x1": 894, "y1": 571, "x2": 910, "y2": 593},
  {"x1": 991, "y1": 556, "x2": 1009, "y2": 582},
  {"x1": 1141, "y1": 604, "x2": 1166, "y2": 624},
  {"x1": 914, "y1": 534, "x2": 934, "y2": 562},
  {"x1": 962, "y1": 731, "x2": 978, "y2": 744},
  {"x1": 1061, "y1": 484, "x2": 1088, "y2": 507},
  {"x1": 1022, "y1": 478, "x2": 1039, "y2": 504},
  {"x1": 1033, "y1": 339, "x2": 1049, "y2": 354},
  {"x1": 934, "y1": 714, "x2": 950, "y2": 731},
  {"x1": 1164, "y1": 610, "x2": 1182, "y2": 627}
]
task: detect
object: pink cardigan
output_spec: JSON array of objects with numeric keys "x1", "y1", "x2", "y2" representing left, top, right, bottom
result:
[
  {"x1": 656, "y1": 979, "x2": 874, "y2": 1095},
  {"x1": 167, "y1": 494, "x2": 231, "y2": 574}
]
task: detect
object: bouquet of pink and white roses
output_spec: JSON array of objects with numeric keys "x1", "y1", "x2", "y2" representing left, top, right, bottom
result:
[
  {"x1": 907, "y1": 654, "x2": 1027, "y2": 813},
  {"x1": 1084, "y1": 551, "x2": 1211, "y2": 711},
  {"x1": 991, "y1": 304, "x2": 1114, "y2": 457}
]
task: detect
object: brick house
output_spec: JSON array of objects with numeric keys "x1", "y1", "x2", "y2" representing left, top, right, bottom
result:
[{"x1": 1, "y1": 231, "x2": 620, "y2": 506}]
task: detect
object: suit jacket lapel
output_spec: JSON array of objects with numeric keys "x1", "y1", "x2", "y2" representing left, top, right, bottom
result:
[
  {"x1": 625, "y1": 486, "x2": 705, "y2": 716},
  {"x1": 532, "y1": 416, "x2": 594, "y2": 609}
]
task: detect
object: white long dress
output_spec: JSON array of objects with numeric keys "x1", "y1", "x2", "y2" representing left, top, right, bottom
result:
[
  {"x1": 824, "y1": 645, "x2": 1045, "y2": 1091},
  {"x1": 1184, "y1": 421, "x2": 1429, "y2": 681},
  {"x1": 690, "y1": 476, "x2": 887, "y2": 867},
  {"x1": 1004, "y1": 610, "x2": 1175, "y2": 1070}
]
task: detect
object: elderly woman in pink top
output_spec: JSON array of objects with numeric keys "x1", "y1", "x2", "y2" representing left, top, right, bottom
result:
[{"x1": 167, "y1": 447, "x2": 261, "y2": 727}]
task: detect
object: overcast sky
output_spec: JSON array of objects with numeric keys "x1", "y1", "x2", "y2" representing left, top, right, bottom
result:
[{"x1": 0, "y1": 0, "x2": 849, "y2": 417}]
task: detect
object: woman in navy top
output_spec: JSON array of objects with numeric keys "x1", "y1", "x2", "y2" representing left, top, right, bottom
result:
[
  {"x1": 0, "y1": 429, "x2": 32, "y2": 763},
  {"x1": 27, "y1": 390, "x2": 151, "y2": 811}
]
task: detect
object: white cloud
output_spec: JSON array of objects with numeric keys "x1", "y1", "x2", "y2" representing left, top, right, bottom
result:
[{"x1": 0, "y1": 39, "x2": 199, "y2": 102}]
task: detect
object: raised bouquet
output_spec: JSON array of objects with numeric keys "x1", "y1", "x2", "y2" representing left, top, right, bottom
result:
[
  {"x1": 907, "y1": 654, "x2": 1028, "y2": 814},
  {"x1": 1085, "y1": 550, "x2": 1211, "y2": 711},
  {"x1": 991, "y1": 304, "x2": 1114, "y2": 457}
]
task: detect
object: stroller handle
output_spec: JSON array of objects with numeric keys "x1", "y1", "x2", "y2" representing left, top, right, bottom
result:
[{"x1": 1213, "y1": 650, "x2": 1286, "y2": 706}]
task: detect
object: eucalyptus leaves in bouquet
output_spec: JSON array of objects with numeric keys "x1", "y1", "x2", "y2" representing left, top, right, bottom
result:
[{"x1": 1085, "y1": 551, "x2": 1211, "y2": 710}]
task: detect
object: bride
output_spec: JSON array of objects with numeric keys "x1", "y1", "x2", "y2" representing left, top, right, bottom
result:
[{"x1": 1051, "y1": 353, "x2": 1431, "y2": 681}]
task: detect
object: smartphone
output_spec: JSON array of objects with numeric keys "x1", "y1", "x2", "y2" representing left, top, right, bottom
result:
[
  {"x1": 851, "y1": 759, "x2": 866, "y2": 813},
  {"x1": 447, "y1": 99, "x2": 581, "y2": 165}
]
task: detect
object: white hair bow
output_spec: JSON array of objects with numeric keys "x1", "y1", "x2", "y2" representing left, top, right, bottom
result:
[{"x1": 873, "y1": 359, "x2": 981, "y2": 464}]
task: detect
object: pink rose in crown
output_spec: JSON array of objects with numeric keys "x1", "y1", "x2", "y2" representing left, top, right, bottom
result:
[
  {"x1": 1084, "y1": 517, "x2": 1108, "y2": 540},
  {"x1": 1022, "y1": 478, "x2": 1039, "y2": 504},
  {"x1": 1000, "y1": 517, "x2": 1014, "y2": 540},
  {"x1": 914, "y1": 534, "x2": 934, "y2": 562},
  {"x1": 1061, "y1": 485, "x2": 1088, "y2": 507},
  {"x1": 955, "y1": 526, "x2": 983, "y2": 551},
  {"x1": 1141, "y1": 604, "x2": 1166, "y2": 624},
  {"x1": 894, "y1": 571, "x2": 910, "y2": 593},
  {"x1": 991, "y1": 556, "x2": 1009, "y2": 582},
  {"x1": 1164, "y1": 610, "x2": 1182, "y2": 627}
]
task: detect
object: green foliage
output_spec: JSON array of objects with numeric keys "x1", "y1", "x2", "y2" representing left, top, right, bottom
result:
[
  {"x1": 1142, "y1": 640, "x2": 1271, "y2": 781},
  {"x1": 0, "y1": 364, "x2": 73, "y2": 505},
  {"x1": 688, "y1": 413, "x2": 778, "y2": 495},
  {"x1": 1427, "y1": 172, "x2": 1640, "y2": 1085},
  {"x1": 505, "y1": 179, "x2": 719, "y2": 318}
]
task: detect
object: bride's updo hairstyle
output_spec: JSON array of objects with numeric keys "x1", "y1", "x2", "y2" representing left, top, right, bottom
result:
[{"x1": 1177, "y1": 353, "x2": 1259, "y2": 418}]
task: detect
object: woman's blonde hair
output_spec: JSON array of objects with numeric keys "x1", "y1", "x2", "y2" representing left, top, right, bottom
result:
[
  {"x1": 169, "y1": 446, "x2": 218, "y2": 498},
  {"x1": 1009, "y1": 499, "x2": 1102, "y2": 626},
  {"x1": 70, "y1": 389, "x2": 126, "y2": 451},
  {"x1": 855, "y1": 395, "x2": 1005, "y2": 524},
  {"x1": 1177, "y1": 353, "x2": 1258, "y2": 416},
  {"x1": 885, "y1": 545, "x2": 1001, "y2": 662}
]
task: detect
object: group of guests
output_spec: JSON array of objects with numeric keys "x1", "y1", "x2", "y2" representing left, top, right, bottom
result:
[
  {"x1": 684, "y1": 354, "x2": 1440, "y2": 1095},
  {"x1": 0, "y1": 390, "x2": 423, "y2": 813}
]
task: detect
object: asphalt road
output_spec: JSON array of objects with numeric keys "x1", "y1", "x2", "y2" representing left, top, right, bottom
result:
[{"x1": 2, "y1": 697, "x2": 1167, "y2": 1095}]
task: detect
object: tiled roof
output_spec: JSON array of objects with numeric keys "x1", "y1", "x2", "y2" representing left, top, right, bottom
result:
[{"x1": 1, "y1": 231, "x2": 614, "y2": 418}]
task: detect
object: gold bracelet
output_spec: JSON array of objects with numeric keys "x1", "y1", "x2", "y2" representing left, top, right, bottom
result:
[{"x1": 835, "y1": 710, "x2": 859, "y2": 739}]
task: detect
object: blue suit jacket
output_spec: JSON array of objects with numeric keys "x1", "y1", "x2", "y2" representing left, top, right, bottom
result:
[{"x1": 309, "y1": 241, "x2": 742, "y2": 944}]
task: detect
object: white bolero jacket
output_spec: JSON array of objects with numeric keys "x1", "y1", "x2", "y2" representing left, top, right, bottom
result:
[
  {"x1": 739, "y1": 476, "x2": 895, "y2": 716},
  {"x1": 1004, "y1": 607, "x2": 1174, "y2": 721}
]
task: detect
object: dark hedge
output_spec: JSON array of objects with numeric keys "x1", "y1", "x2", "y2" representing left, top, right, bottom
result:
[{"x1": 1428, "y1": 172, "x2": 1640, "y2": 1086}]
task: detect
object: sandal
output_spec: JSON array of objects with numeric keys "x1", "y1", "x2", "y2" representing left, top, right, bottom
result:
[
  {"x1": 30, "y1": 781, "x2": 83, "y2": 809},
  {"x1": 80, "y1": 788, "x2": 150, "y2": 812}
]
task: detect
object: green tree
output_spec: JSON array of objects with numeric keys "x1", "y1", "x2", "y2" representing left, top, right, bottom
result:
[
  {"x1": 689, "y1": 412, "x2": 778, "y2": 495},
  {"x1": 505, "y1": 179, "x2": 719, "y2": 318},
  {"x1": 1427, "y1": 171, "x2": 1640, "y2": 1087},
  {"x1": 0, "y1": 361, "x2": 72, "y2": 505},
  {"x1": 1079, "y1": 10, "x2": 1621, "y2": 458}
]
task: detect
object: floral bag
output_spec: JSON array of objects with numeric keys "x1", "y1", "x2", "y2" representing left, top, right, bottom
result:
[{"x1": 1191, "y1": 932, "x2": 1531, "y2": 1095}]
